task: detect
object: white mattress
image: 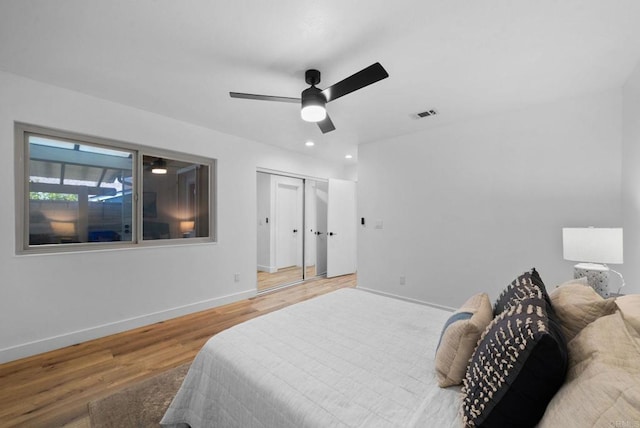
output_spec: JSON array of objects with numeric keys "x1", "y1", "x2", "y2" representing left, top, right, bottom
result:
[{"x1": 161, "y1": 288, "x2": 461, "y2": 428}]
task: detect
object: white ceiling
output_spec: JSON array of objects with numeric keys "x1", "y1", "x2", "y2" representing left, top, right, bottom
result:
[{"x1": 2, "y1": 1, "x2": 640, "y2": 163}]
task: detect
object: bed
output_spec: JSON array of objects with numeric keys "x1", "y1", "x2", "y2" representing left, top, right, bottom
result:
[
  {"x1": 161, "y1": 288, "x2": 461, "y2": 427},
  {"x1": 161, "y1": 270, "x2": 640, "y2": 428}
]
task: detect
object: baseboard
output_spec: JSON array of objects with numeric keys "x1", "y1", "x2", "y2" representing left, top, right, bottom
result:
[
  {"x1": 0, "y1": 288, "x2": 257, "y2": 364},
  {"x1": 257, "y1": 264, "x2": 277, "y2": 273},
  {"x1": 357, "y1": 286, "x2": 456, "y2": 312}
]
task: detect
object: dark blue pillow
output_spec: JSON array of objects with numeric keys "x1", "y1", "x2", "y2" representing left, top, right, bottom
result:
[
  {"x1": 461, "y1": 295, "x2": 568, "y2": 427},
  {"x1": 493, "y1": 268, "x2": 551, "y2": 316}
]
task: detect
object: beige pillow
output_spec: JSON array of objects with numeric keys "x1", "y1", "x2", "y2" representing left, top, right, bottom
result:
[
  {"x1": 434, "y1": 292, "x2": 492, "y2": 387},
  {"x1": 616, "y1": 294, "x2": 640, "y2": 334},
  {"x1": 538, "y1": 311, "x2": 640, "y2": 427},
  {"x1": 549, "y1": 281, "x2": 616, "y2": 342}
]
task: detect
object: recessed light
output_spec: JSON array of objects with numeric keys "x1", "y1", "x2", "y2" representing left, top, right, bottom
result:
[
  {"x1": 305, "y1": 141, "x2": 315, "y2": 147},
  {"x1": 345, "y1": 154, "x2": 353, "y2": 159}
]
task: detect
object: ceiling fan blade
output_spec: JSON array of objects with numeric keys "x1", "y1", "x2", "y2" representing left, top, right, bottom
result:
[
  {"x1": 317, "y1": 114, "x2": 336, "y2": 134},
  {"x1": 229, "y1": 92, "x2": 300, "y2": 104},
  {"x1": 322, "y1": 62, "x2": 389, "y2": 103}
]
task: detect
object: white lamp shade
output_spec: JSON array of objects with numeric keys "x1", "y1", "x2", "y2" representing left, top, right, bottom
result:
[
  {"x1": 562, "y1": 227, "x2": 623, "y2": 264},
  {"x1": 180, "y1": 220, "x2": 195, "y2": 233},
  {"x1": 51, "y1": 221, "x2": 76, "y2": 236}
]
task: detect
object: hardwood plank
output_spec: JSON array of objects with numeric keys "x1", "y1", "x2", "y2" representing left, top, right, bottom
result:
[
  {"x1": 257, "y1": 266, "x2": 317, "y2": 291},
  {"x1": 0, "y1": 273, "x2": 356, "y2": 427}
]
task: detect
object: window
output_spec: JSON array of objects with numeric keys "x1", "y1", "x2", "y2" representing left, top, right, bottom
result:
[
  {"x1": 16, "y1": 123, "x2": 215, "y2": 253},
  {"x1": 142, "y1": 155, "x2": 210, "y2": 240}
]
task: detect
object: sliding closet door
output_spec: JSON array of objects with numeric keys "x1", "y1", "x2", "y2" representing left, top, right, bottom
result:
[
  {"x1": 305, "y1": 180, "x2": 328, "y2": 278},
  {"x1": 257, "y1": 172, "x2": 355, "y2": 288},
  {"x1": 314, "y1": 181, "x2": 328, "y2": 276},
  {"x1": 275, "y1": 181, "x2": 302, "y2": 269},
  {"x1": 326, "y1": 178, "x2": 357, "y2": 278},
  {"x1": 256, "y1": 172, "x2": 304, "y2": 291}
]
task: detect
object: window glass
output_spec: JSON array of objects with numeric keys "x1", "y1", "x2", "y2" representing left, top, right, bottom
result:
[
  {"x1": 28, "y1": 134, "x2": 134, "y2": 245},
  {"x1": 142, "y1": 156, "x2": 210, "y2": 240},
  {"x1": 18, "y1": 124, "x2": 215, "y2": 253}
]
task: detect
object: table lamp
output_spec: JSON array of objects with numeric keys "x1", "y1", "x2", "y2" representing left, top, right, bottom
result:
[
  {"x1": 562, "y1": 227, "x2": 624, "y2": 297},
  {"x1": 180, "y1": 220, "x2": 195, "y2": 238}
]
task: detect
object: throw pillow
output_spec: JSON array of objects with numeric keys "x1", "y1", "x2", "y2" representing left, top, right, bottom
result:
[
  {"x1": 434, "y1": 292, "x2": 493, "y2": 387},
  {"x1": 538, "y1": 311, "x2": 640, "y2": 427},
  {"x1": 493, "y1": 268, "x2": 549, "y2": 316},
  {"x1": 616, "y1": 294, "x2": 640, "y2": 334},
  {"x1": 461, "y1": 295, "x2": 568, "y2": 428},
  {"x1": 549, "y1": 281, "x2": 616, "y2": 342}
]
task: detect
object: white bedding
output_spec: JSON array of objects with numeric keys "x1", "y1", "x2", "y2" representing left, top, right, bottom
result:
[{"x1": 161, "y1": 288, "x2": 461, "y2": 428}]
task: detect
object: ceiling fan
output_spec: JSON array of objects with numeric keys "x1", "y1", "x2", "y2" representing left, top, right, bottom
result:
[
  {"x1": 230, "y1": 62, "x2": 389, "y2": 134},
  {"x1": 143, "y1": 157, "x2": 168, "y2": 174}
]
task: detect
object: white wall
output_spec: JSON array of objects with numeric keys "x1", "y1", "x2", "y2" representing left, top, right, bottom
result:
[
  {"x1": 358, "y1": 89, "x2": 624, "y2": 307},
  {"x1": 0, "y1": 71, "x2": 347, "y2": 363},
  {"x1": 622, "y1": 61, "x2": 640, "y2": 295}
]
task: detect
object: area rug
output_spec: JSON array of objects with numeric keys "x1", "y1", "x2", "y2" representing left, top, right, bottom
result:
[{"x1": 88, "y1": 363, "x2": 190, "y2": 427}]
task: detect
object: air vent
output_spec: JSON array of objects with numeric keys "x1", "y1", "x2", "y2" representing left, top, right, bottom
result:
[{"x1": 417, "y1": 109, "x2": 438, "y2": 118}]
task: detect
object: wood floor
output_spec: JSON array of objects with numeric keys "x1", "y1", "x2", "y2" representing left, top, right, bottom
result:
[
  {"x1": 257, "y1": 265, "x2": 319, "y2": 291},
  {"x1": 0, "y1": 274, "x2": 356, "y2": 427}
]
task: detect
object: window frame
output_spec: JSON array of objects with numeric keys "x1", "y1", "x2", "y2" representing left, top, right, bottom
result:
[{"x1": 15, "y1": 122, "x2": 217, "y2": 254}]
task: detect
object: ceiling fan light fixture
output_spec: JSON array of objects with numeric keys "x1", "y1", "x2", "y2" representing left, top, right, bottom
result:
[
  {"x1": 300, "y1": 86, "x2": 327, "y2": 123},
  {"x1": 151, "y1": 158, "x2": 167, "y2": 174},
  {"x1": 301, "y1": 105, "x2": 326, "y2": 122}
]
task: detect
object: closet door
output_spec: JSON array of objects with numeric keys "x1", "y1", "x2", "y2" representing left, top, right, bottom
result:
[
  {"x1": 314, "y1": 181, "x2": 328, "y2": 276},
  {"x1": 275, "y1": 182, "x2": 302, "y2": 269},
  {"x1": 256, "y1": 173, "x2": 303, "y2": 291},
  {"x1": 326, "y1": 178, "x2": 357, "y2": 278},
  {"x1": 305, "y1": 180, "x2": 328, "y2": 278}
]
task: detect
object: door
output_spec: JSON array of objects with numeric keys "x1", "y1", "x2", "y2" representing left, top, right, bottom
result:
[
  {"x1": 304, "y1": 180, "x2": 328, "y2": 277},
  {"x1": 315, "y1": 181, "x2": 328, "y2": 275},
  {"x1": 257, "y1": 173, "x2": 305, "y2": 292},
  {"x1": 276, "y1": 182, "x2": 302, "y2": 269},
  {"x1": 326, "y1": 178, "x2": 357, "y2": 278}
]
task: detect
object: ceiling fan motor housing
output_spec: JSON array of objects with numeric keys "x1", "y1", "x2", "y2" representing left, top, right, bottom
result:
[{"x1": 305, "y1": 69, "x2": 321, "y2": 86}]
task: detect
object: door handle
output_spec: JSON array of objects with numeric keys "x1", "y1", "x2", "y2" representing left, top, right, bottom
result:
[
  {"x1": 315, "y1": 231, "x2": 323, "y2": 236},
  {"x1": 293, "y1": 229, "x2": 298, "y2": 233},
  {"x1": 328, "y1": 232, "x2": 337, "y2": 236}
]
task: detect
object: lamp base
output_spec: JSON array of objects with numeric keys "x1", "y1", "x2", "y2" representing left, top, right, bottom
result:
[{"x1": 573, "y1": 263, "x2": 610, "y2": 298}]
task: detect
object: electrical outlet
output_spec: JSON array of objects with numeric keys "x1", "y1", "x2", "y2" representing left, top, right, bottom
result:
[
  {"x1": 234, "y1": 273, "x2": 240, "y2": 283},
  {"x1": 399, "y1": 275, "x2": 406, "y2": 285}
]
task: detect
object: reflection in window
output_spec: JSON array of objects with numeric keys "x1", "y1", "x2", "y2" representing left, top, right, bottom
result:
[
  {"x1": 28, "y1": 135, "x2": 133, "y2": 245},
  {"x1": 18, "y1": 124, "x2": 215, "y2": 253},
  {"x1": 142, "y1": 156, "x2": 210, "y2": 240}
]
